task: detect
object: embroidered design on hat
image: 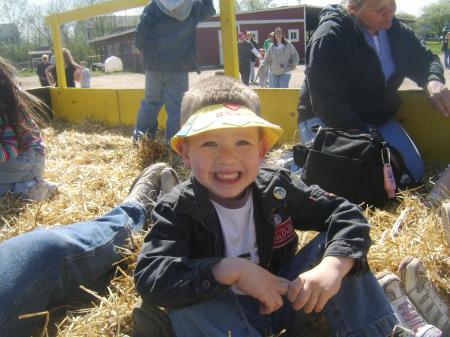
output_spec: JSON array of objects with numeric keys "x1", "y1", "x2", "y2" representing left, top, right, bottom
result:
[
  {"x1": 223, "y1": 103, "x2": 241, "y2": 111},
  {"x1": 273, "y1": 216, "x2": 296, "y2": 249}
]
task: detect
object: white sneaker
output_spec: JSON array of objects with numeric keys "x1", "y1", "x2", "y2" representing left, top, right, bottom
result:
[
  {"x1": 399, "y1": 256, "x2": 450, "y2": 336},
  {"x1": 26, "y1": 179, "x2": 58, "y2": 201},
  {"x1": 376, "y1": 272, "x2": 442, "y2": 336}
]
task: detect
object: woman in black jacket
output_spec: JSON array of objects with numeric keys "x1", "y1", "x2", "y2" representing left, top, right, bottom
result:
[{"x1": 297, "y1": 0, "x2": 450, "y2": 183}]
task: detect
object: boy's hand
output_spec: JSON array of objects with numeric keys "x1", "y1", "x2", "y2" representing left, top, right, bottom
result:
[
  {"x1": 287, "y1": 256, "x2": 355, "y2": 314},
  {"x1": 212, "y1": 258, "x2": 289, "y2": 315}
]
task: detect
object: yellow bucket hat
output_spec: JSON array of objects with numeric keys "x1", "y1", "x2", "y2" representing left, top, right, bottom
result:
[{"x1": 171, "y1": 103, "x2": 283, "y2": 154}]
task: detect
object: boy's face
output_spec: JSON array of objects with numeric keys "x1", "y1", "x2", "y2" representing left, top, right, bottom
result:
[{"x1": 180, "y1": 127, "x2": 268, "y2": 203}]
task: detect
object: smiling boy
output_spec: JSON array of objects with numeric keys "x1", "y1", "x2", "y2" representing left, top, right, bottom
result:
[{"x1": 134, "y1": 76, "x2": 398, "y2": 336}]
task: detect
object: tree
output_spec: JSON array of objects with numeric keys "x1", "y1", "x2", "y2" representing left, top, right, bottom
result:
[
  {"x1": 419, "y1": 0, "x2": 450, "y2": 37},
  {"x1": 235, "y1": 0, "x2": 276, "y2": 12}
]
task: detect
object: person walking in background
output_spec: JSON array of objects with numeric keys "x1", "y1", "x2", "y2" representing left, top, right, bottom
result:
[
  {"x1": 246, "y1": 32, "x2": 259, "y2": 83},
  {"x1": 0, "y1": 56, "x2": 57, "y2": 201},
  {"x1": 441, "y1": 31, "x2": 449, "y2": 69},
  {"x1": 238, "y1": 32, "x2": 260, "y2": 86},
  {"x1": 46, "y1": 48, "x2": 81, "y2": 88},
  {"x1": 36, "y1": 55, "x2": 51, "y2": 87},
  {"x1": 263, "y1": 31, "x2": 274, "y2": 51},
  {"x1": 256, "y1": 48, "x2": 269, "y2": 88},
  {"x1": 133, "y1": 0, "x2": 215, "y2": 143},
  {"x1": 79, "y1": 61, "x2": 91, "y2": 88},
  {"x1": 265, "y1": 27, "x2": 299, "y2": 88}
]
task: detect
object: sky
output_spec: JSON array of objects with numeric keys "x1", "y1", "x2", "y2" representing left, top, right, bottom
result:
[{"x1": 275, "y1": 0, "x2": 439, "y2": 16}]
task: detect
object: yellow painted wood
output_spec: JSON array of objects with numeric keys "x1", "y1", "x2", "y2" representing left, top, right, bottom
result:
[
  {"x1": 219, "y1": 1, "x2": 239, "y2": 79},
  {"x1": 45, "y1": 0, "x2": 148, "y2": 25},
  {"x1": 397, "y1": 91, "x2": 450, "y2": 164},
  {"x1": 47, "y1": 18, "x2": 67, "y2": 89},
  {"x1": 50, "y1": 88, "x2": 120, "y2": 125}
]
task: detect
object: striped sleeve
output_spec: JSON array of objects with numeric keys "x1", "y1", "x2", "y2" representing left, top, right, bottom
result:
[{"x1": 0, "y1": 126, "x2": 20, "y2": 162}]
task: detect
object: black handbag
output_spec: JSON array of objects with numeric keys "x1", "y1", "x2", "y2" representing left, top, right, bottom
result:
[{"x1": 293, "y1": 128, "x2": 405, "y2": 207}]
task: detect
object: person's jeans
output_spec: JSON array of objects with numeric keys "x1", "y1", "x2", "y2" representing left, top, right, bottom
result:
[
  {"x1": 444, "y1": 49, "x2": 450, "y2": 69},
  {"x1": 168, "y1": 233, "x2": 398, "y2": 337},
  {"x1": 133, "y1": 70, "x2": 189, "y2": 141},
  {"x1": 269, "y1": 73, "x2": 291, "y2": 88},
  {"x1": 250, "y1": 61, "x2": 256, "y2": 82},
  {"x1": 0, "y1": 147, "x2": 45, "y2": 197},
  {"x1": 298, "y1": 117, "x2": 425, "y2": 182},
  {"x1": 0, "y1": 202, "x2": 146, "y2": 337}
]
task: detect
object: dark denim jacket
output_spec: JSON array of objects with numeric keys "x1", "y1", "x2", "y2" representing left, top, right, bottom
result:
[
  {"x1": 298, "y1": 5, "x2": 445, "y2": 128},
  {"x1": 134, "y1": 167, "x2": 371, "y2": 309},
  {"x1": 135, "y1": 0, "x2": 215, "y2": 73}
]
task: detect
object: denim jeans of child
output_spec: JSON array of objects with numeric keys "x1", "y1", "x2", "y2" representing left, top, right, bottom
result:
[
  {"x1": 0, "y1": 147, "x2": 45, "y2": 197},
  {"x1": 0, "y1": 202, "x2": 146, "y2": 337},
  {"x1": 298, "y1": 117, "x2": 425, "y2": 182},
  {"x1": 168, "y1": 233, "x2": 398, "y2": 337},
  {"x1": 133, "y1": 70, "x2": 189, "y2": 141},
  {"x1": 269, "y1": 73, "x2": 291, "y2": 88}
]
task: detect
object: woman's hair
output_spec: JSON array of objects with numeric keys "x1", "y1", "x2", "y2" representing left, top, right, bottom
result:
[
  {"x1": 180, "y1": 75, "x2": 261, "y2": 124},
  {"x1": 0, "y1": 56, "x2": 47, "y2": 147},
  {"x1": 273, "y1": 27, "x2": 287, "y2": 46},
  {"x1": 342, "y1": 0, "x2": 392, "y2": 15},
  {"x1": 62, "y1": 48, "x2": 79, "y2": 68}
]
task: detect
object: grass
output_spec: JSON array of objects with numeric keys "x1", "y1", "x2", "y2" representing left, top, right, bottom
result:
[{"x1": 426, "y1": 40, "x2": 443, "y2": 55}]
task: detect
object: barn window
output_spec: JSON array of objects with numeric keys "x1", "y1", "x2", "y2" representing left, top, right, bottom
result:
[{"x1": 288, "y1": 29, "x2": 299, "y2": 42}]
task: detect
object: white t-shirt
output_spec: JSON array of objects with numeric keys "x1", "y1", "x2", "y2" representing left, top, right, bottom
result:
[{"x1": 211, "y1": 190, "x2": 259, "y2": 295}]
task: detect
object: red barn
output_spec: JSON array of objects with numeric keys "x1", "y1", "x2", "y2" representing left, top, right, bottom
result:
[{"x1": 88, "y1": 5, "x2": 323, "y2": 72}]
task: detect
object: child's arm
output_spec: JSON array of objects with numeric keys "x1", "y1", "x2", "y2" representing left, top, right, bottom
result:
[
  {"x1": 287, "y1": 256, "x2": 354, "y2": 313},
  {"x1": 212, "y1": 257, "x2": 289, "y2": 314}
]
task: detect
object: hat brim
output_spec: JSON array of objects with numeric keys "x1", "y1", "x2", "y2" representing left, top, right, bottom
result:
[{"x1": 171, "y1": 104, "x2": 283, "y2": 154}]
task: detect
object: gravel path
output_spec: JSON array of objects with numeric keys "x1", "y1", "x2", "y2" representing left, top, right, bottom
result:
[{"x1": 19, "y1": 60, "x2": 450, "y2": 91}]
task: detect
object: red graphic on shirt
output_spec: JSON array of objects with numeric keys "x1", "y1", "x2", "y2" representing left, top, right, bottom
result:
[
  {"x1": 273, "y1": 217, "x2": 296, "y2": 248},
  {"x1": 223, "y1": 103, "x2": 241, "y2": 111}
]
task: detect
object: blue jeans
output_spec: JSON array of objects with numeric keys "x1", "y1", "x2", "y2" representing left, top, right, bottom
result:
[
  {"x1": 298, "y1": 117, "x2": 425, "y2": 182},
  {"x1": 168, "y1": 233, "x2": 398, "y2": 337},
  {"x1": 269, "y1": 73, "x2": 291, "y2": 88},
  {"x1": 133, "y1": 70, "x2": 189, "y2": 141},
  {"x1": 0, "y1": 202, "x2": 146, "y2": 337},
  {"x1": 0, "y1": 147, "x2": 45, "y2": 197},
  {"x1": 444, "y1": 49, "x2": 450, "y2": 69}
]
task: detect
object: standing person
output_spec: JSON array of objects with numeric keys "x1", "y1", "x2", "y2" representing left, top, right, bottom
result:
[
  {"x1": 79, "y1": 61, "x2": 91, "y2": 88},
  {"x1": 36, "y1": 55, "x2": 51, "y2": 87},
  {"x1": 263, "y1": 32, "x2": 274, "y2": 51},
  {"x1": 46, "y1": 48, "x2": 81, "y2": 88},
  {"x1": 256, "y1": 48, "x2": 269, "y2": 88},
  {"x1": 133, "y1": 76, "x2": 401, "y2": 337},
  {"x1": 246, "y1": 32, "x2": 259, "y2": 83},
  {"x1": 0, "y1": 56, "x2": 57, "y2": 200},
  {"x1": 133, "y1": 0, "x2": 215, "y2": 143},
  {"x1": 297, "y1": 0, "x2": 450, "y2": 184},
  {"x1": 441, "y1": 31, "x2": 449, "y2": 70},
  {"x1": 265, "y1": 27, "x2": 299, "y2": 88},
  {"x1": 238, "y1": 32, "x2": 260, "y2": 86},
  {"x1": 0, "y1": 162, "x2": 180, "y2": 337}
]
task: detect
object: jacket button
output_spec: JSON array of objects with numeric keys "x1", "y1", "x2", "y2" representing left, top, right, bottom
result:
[
  {"x1": 273, "y1": 186, "x2": 286, "y2": 200},
  {"x1": 201, "y1": 280, "x2": 211, "y2": 290}
]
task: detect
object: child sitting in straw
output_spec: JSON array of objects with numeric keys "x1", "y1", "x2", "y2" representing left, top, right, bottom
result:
[
  {"x1": 133, "y1": 75, "x2": 401, "y2": 336},
  {"x1": 0, "y1": 56, "x2": 57, "y2": 200}
]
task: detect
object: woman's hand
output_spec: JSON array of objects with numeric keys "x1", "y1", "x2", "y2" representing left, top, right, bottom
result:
[{"x1": 426, "y1": 80, "x2": 450, "y2": 117}]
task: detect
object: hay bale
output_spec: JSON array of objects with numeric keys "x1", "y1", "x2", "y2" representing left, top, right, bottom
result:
[{"x1": 1, "y1": 121, "x2": 448, "y2": 336}]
